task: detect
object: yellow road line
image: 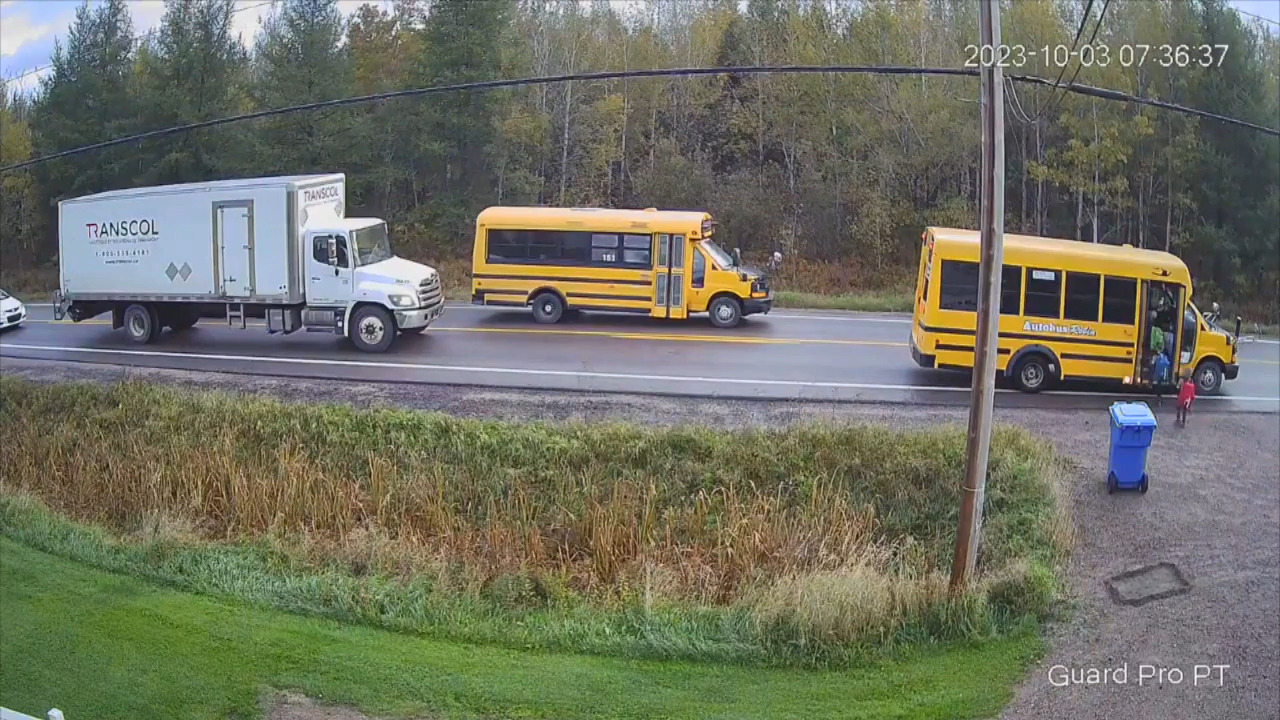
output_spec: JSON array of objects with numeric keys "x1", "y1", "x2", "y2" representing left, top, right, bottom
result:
[{"x1": 17, "y1": 318, "x2": 1280, "y2": 360}]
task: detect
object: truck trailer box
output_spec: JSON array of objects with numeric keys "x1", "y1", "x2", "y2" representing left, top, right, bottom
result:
[{"x1": 58, "y1": 174, "x2": 348, "y2": 304}]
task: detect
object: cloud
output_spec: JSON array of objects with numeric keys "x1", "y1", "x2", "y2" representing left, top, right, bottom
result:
[
  {"x1": 1, "y1": 3, "x2": 65, "y2": 59},
  {"x1": 1, "y1": 0, "x2": 395, "y2": 93}
]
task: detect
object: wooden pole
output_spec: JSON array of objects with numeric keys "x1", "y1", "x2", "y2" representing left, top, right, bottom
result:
[{"x1": 950, "y1": 0, "x2": 1005, "y2": 593}]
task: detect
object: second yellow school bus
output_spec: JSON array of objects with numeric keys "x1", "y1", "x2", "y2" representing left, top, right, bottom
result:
[
  {"x1": 910, "y1": 226, "x2": 1241, "y2": 394},
  {"x1": 470, "y1": 206, "x2": 773, "y2": 328}
]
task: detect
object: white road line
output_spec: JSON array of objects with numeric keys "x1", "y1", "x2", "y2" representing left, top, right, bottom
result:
[{"x1": 3, "y1": 343, "x2": 1277, "y2": 403}]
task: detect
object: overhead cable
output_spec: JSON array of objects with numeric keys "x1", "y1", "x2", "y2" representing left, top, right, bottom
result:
[{"x1": 3, "y1": 63, "x2": 1277, "y2": 173}]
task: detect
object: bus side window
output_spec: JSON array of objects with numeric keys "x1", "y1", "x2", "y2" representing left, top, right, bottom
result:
[
  {"x1": 1102, "y1": 276, "x2": 1137, "y2": 325},
  {"x1": 938, "y1": 260, "x2": 979, "y2": 311},
  {"x1": 1000, "y1": 264, "x2": 1022, "y2": 315},
  {"x1": 1024, "y1": 268, "x2": 1061, "y2": 318},
  {"x1": 1064, "y1": 271, "x2": 1101, "y2": 322}
]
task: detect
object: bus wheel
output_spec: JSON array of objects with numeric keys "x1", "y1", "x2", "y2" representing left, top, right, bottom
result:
[
  {"x1": 708, "y1": 296, "x2": 742, "y2": 329},
  {"x1": 1194, "y1": 359, "x2": 1224, "y2": 395},
  {"x1": 1014, "y1": 354, "x2": 1050, "y2": 393},
  {"x1": 531, "y1": 292, "x2": 565, "y2": 324}
]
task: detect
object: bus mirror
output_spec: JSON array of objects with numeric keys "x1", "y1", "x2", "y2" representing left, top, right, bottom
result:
[
  {"x1": 1234, "y1": 316, "x2": 1242, "y2": 342},
  {"x1": 733, "y1": 247, "x2": 742, "y2": 266}
]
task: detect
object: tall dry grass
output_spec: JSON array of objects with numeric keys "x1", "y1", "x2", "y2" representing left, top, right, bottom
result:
[{"x1": 0, "y1": 377, "x2": 1070, "y2": 657}]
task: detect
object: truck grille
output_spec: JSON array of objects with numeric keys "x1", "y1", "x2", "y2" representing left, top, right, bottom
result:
[{"x1": 417, "y1": 275, "x2": 444, "y2": 308}]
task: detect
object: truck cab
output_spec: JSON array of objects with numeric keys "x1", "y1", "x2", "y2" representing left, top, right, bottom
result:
[{"x1": 303, "y1": 218, "x2": 444, "y2": 352}]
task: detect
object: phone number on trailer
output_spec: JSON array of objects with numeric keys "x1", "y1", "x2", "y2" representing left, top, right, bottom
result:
[{"x1": 964, "y1": 44, "x2": 1229, "y2": 69}]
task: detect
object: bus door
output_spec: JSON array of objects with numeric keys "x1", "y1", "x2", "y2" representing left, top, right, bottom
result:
[
  {"x1": 1137, "y1": 280, "x2": 1183, "y2": 386},
  {"x1": 1179, "y1": 305, "x2": 1199, "y2": 368},
  {"x1": 653, "y1": 233, "x2": 687, "y2": 320}
]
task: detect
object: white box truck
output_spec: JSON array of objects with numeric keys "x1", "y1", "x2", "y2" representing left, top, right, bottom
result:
[{"x1": 52, "y1": 173, "x2": 445, "y2": 352}]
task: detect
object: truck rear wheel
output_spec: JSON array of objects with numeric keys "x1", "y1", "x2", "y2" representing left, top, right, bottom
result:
[
  {"x1": 349, "y1": 305, "x2": 396, "y2": 353},
  {"x1": 124, "y1": 304, "x2": 160, "y2": 344}
]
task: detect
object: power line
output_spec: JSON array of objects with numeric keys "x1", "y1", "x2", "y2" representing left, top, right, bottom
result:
[
  {"x1": 1023, "y1": 0, "x2": 1095, "y2": 125},
  {"x1": 2, "y1": 63, "x2": 1277, "y2": 174},
  {"x1": 1235, "y1": 6, "x2": 1280, "y2": 26},
  {"x1": 2, "y1": 0, "x2": 276, "y2": 86},
  {"x1": 1042, "y1": 0, "x2": 1113, "y2": 123}
]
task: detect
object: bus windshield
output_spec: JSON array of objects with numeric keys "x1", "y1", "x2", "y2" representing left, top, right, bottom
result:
[
  {"x1": 353, "y1": 223, "x2": 393, "y2": 267},
  {"x1": 701, "y1": 239, "x2": 735, "y2": 268}
]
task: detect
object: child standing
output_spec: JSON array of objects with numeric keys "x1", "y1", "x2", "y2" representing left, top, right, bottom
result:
[{"x1": 1176, "y1": 370, "x2": 1197, "y2": 426}]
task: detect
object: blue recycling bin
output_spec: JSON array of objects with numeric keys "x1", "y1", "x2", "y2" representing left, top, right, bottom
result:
[{"x1": 1107, "y1": 401, "x2": 1157, "y2": 494}]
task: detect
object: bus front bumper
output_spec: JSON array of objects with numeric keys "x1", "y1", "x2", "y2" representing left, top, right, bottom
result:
[
  {"x1": 1225, "y1": 363, "x2": 1239, "y2": 380},
  {"x1": 743, "y1": 295, "x2": 773, "y2": 316}
]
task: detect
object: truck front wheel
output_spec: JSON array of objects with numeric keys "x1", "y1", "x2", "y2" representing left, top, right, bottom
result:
[
  {"x1": 349, "y1": 305, "x2": 396, "y2": 353},
  {"x1": 123, "y1": 304, "x2": 160, "y2": 344}
]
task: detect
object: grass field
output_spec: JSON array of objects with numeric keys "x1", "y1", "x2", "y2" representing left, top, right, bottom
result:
[
  {"x1": 0, "y1": 377, "x2": 1071, "y2": 671},
  {"x1": 0, "y1": 536, "x2": 1046, "y2": 720}
]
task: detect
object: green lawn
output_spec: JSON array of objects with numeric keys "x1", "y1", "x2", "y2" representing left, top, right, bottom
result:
[{"x1": 0, "y1": 537, "x2": 1044, "y2": 720}]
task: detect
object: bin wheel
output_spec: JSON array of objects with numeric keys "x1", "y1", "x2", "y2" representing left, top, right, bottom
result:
[
  {"x1": 1139, "y1": 474, "x2": 1149, "y2": 494},
  {"x1": 1107, "y1": 471, "x2": 1117, "y2": 495}
]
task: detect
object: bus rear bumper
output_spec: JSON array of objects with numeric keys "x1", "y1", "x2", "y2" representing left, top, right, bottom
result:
[
  {"x1": 910, "y1": 333, "x2": 935, "y2": 368},
  {"x1": 1225, "y1": 363, "x2": 1239, "y2": 380}
]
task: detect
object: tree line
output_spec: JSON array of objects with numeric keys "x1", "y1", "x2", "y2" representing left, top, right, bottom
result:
[{"x1": 1, "y1": 0, "x2": 1277, "y2": 317}]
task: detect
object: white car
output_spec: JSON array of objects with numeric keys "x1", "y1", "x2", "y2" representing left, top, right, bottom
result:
[{"x1": 0, "y1": 289, "x2": 27, "y2": 330}]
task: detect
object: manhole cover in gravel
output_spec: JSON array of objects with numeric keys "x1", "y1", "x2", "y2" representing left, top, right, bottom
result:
[{"x1": 1105, "y1": 562, "x2": 1191, "y2": 606}]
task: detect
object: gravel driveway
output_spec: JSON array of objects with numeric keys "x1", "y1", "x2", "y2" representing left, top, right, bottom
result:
[{"x1": 3, "y1": 358, "x2": 1278, "y2": 720}]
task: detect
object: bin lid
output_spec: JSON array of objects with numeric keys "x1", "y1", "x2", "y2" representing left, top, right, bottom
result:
[{"x1": 1110, "y1": 401, "x2": 1157, "y2": 428}]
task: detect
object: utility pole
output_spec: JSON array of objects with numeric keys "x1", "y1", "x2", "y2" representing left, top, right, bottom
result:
[{"x1": 950, "y1": 0, "x2": 1005, "y2": 593}]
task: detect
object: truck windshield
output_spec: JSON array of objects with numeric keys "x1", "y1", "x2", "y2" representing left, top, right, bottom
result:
[
  {"x1": 352, "y1": 223, "x2": 393, "y2": 267},
  {"x1": 701, "y1": 239, "x2": 735, "y2": 268}
]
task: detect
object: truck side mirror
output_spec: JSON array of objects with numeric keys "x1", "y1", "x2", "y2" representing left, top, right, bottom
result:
[{"x1": 327, "y1": 238, "x2": 338, "y2": 264}]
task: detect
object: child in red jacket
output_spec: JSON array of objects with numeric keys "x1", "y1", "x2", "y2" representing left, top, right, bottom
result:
[{"x1": 1176, "y1": 369, "x2": 1197, "y2": 426}]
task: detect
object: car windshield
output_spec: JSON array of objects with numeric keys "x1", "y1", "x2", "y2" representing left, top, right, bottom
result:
[
  {"x1": 0, "y1": 289, "x2": 10, "y2": 300},
  {"x1": 701, "y1": 239, "x2": 735, "y2": 268},
  {"x1": 352, "y1": 223, "x2": 393, "y2": 267}
]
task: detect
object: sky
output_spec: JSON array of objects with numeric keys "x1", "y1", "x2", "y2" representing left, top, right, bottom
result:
[
  {"x1": 0, "y1": 0, "x2": 394, "y2": 93},
  {"x1": 2, "y1": 0, "x2": 1279, "y2": 94}
]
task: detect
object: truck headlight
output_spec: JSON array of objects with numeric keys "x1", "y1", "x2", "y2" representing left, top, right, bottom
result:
[{"x1": 389, "y1": 294, "x2": 415, "y2": 308}]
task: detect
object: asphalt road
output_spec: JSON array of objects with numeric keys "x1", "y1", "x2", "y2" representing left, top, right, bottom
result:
[{"x1": 2, "y1": 303, "x2": 1277, "y2": 412}]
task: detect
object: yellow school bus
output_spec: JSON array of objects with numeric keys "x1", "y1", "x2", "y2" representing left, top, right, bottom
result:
[
  {"x1": 910, "y1": 227, "x2": 1241, "y2": 394},
  {"x1": 470, "y1": 206, "x2": 772, "y2": 328}
]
